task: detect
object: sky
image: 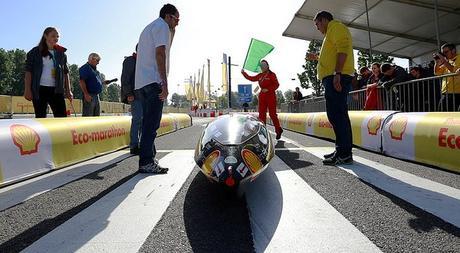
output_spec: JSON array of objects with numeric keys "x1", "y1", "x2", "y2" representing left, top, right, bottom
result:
[{"x1": 1, "y1": 0, "x2": 407, "y2": 99}]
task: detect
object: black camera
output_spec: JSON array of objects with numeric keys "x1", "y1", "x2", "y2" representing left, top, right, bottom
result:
[{"x1": 433, "y1": 52, "x2": 446, "y2": 60}]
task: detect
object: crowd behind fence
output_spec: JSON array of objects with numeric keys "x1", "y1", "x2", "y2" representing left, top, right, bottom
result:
[{"x1": 284, "y1": 73, "x2": 460, "y2": 113}]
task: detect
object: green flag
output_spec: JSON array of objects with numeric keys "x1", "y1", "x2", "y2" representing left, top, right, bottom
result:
[{"x1": 243, "y1": 38, "x2": 275, "y2": 73}]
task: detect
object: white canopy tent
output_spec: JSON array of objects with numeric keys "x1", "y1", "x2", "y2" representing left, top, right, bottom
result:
[{"x1": 283, "y1": 0, "x2": 460, "y2": 64}]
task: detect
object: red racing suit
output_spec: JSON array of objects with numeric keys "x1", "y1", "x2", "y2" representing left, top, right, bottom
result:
[{"x1": 242, "y1": 71, "x2": 282, "y2": 134}]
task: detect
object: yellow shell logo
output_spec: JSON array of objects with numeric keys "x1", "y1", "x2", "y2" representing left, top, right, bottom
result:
[
  {"x1": 241, "y1": 149, "x2": 262, "y2": 174},
  {"x1": 367, "y1": 116, "x2": 382, "y2": 135},
  {"x1": 10, "y1": 124, "x2": 41, "y2": 155},
  {"x1": 389, "y1": 117, "x2": 408, "y2": 141}
]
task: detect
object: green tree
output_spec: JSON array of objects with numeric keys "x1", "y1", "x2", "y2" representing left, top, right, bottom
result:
[
  {"x1": 297, "y1": 40, "x2": 323, "y2": 96},
  {"x1": 69, "y1": 64, "x2": 82, "y2": 99},
  {"x1": 357, "y1": 50, "x2": 394, "y2": 69},
  {"x1": 9, "y1": 49, "x2": 27, "y2": 96},
  {"x1": 99, "y1": 73, "x2": 108, "y2": 101},
  {"x1": 284, "y1": 89, "x2": 294, "y2": 102},
  {"x1": 107, "y1": 83, "x2": 121, "y2": 102},
  {"x1": 276, "y1": 90, "x2": 285, "y2": 105},
  {"x1": 171, "y1": 93, "x2": 181, "y2": 107},
  {"x1": 0, "y1": 48, "x2": 14, "y2": 95}
]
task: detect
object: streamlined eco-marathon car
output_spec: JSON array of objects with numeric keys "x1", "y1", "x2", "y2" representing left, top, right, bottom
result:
[{"x1": 194, "y1": 114, "x2": 275, "y2": 187}]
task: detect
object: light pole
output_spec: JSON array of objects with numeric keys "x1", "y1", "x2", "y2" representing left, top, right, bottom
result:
[{"x1": 227, "y1": 56, "x2": 239, "y2": 109}]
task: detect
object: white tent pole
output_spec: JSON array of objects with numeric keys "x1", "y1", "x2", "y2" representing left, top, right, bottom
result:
[
  {"x1": 434, "y1": 0, "x2": 441, "y2": 49},
  {"x1": 365, "y1": 0, "x2": 373, "y2": 62}
]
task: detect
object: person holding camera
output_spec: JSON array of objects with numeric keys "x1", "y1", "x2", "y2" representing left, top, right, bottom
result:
[
  {"x1": 79, "y1": 53, "x2": 117, "y2": 116},
  {"x1": 434, "y1": 43, "x2": 460, "y2": 111}
]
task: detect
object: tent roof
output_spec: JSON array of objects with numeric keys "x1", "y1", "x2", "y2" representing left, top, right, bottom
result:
[{"x1": 283, "y1": 0, "x2": 460, "y2": 59}]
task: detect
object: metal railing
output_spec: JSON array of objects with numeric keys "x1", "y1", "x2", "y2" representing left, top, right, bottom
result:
[{"x1": 282, "y1": 73, "x2": 459, "y2": 112}]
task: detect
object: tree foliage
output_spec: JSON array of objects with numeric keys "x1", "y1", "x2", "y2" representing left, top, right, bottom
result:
[
  {"x1": 276, "y1": 90, "x2": 285, "y2": 105},
  {"x1": 284, "y1": 89, "x2": 293, "y2": 102},
  {"x1": 0, "y1": 48, "x2": 26, "y2": 96},
  {"x1": 297, "y1": 40, "x2": 323, "y2": 97},
  {"x1": 357, "y1": 49, "x2": 394, "y2": 69}
]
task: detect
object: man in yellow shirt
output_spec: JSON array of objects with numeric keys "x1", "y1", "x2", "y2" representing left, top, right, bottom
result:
[
  {"x1": 307, "y1": 11, "x2": 354, "y2": 165},
  {"x1": 434, "y1": 43, "x2": 460, "y2": 111}
]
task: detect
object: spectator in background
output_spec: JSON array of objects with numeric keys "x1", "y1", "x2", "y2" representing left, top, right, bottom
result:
[
  {"x1": 364, "y1": 63, "x2": 384, "y2": 110},
  {"x1": 121, "y1": 45, "x2": 142, "y2": 155},
  {"x1": 79, "y1": 53, "x2": 117, "y2": 116},
  {"x1": 367, "y1": 63, "x2": 383, "y2": 85},
  {"x1": 434, "y1": 43, "x2": 460, "y2": 111},
  {"x1": 409, "y1": 66, "x2": 425, "y2": 80},
  {"x1": 357, "y1": 67, "x2": 371, "y2": 90},
  {"x1": 24, "y1": 27, "x2": 73, "y2": 118},
  {"x1": 293, "y1": 87, "x2": 303, "y2": 101},
  {"x1": 380, "y1": 63, "x2": 410, "y2": 111}
]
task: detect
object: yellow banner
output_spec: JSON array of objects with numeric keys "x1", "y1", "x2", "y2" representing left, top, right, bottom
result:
[
  {"x1": 414, "y1": 112, "x2": 460, "y2": 173},
  {"x1": 285, "y1": 113, "x2": 308, "y2": 134},
  {"x1": 157, "y1": 114, "x2": 176, "y2": 136},
  {"x1": 313, "y1": 112, "x2": 335, "y2": 140},
  {"x1": 12, "y1": 96, "x2": 35, "y2": 114},
  {"x1": 170, "y1": 113, "x2": 192, "y2": 130},
  {"x1": 0, "y1": 95, "x2": 11, "y2": 113},
  {"x1": 37, "y1": 116, "x2": 131, "y2": 168}
]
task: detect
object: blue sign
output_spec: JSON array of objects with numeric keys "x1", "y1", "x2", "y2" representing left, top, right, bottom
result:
[{"x1": 238, "y1": 84, "x2": 252, "y2": 103}]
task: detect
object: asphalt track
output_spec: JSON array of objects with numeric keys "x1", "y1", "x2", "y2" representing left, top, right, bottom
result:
[{"x1": 0, "y1": 117, "x2": 459, "y2": 253}]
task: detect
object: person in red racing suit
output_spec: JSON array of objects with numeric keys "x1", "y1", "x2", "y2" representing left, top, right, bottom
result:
[{"x1": 242, "y1": 60, "x2": 283, "y2": 139}]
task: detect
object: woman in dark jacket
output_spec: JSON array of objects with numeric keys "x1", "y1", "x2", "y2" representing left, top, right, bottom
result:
[{"x1": 24, "y1": 27, "x2": 73, "y2": 118}]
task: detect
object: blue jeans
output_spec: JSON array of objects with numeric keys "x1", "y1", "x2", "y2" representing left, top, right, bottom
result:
[
  {"x1": 137, "y1": 83, "x2": 164, "y2": 166},
  {"x1": 129, "y1": 98, "x2": 143, "y2": 149},
  {"x1": 323, "y1": 75, "x2": 353, "y2": 157}
]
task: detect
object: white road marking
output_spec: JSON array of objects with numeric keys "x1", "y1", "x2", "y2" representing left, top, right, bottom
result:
[
  {"x1": 22, "y1": 150, "x2": 196, "y2": 253},
  {"x1": 245, "y1": 156, "x2": 382, "y2": 253},
  {"x1": 0, "y1": 150, "x2": 131, "y2": 211},
  {"x1": 277, "y1": 132, "x2": 460, "y2": 228}
]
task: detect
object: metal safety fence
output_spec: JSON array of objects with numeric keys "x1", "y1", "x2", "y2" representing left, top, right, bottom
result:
[{"x1": 283, "y1": 73, "x2": 460, "y2": 113}]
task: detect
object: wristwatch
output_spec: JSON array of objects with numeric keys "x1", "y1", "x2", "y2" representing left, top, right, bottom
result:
[{"x1": 334, "y1": 71, "x2": 342, "y2": 76}]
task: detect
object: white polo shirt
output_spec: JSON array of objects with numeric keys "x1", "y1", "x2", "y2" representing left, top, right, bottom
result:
[{"x1": 135, "y1": 17, "x2": 172, "y2": 90}]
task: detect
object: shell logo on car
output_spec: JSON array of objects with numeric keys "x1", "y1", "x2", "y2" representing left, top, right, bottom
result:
[
  {"x1": 10, "y1": 124, "x2": 41, "y2": 155},
  {"x1": 367, "y1": 116, "x2": 382, "y2": 136},
  {"x1": 389, "y1": 116, "x2": 408, "y2": 141}
]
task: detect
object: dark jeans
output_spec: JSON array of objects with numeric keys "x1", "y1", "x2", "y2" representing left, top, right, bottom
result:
[
  {"x1": 137, "y1": 83, "x2": 164, "y2": 166},
  {"x1": 323, "y1": 75, "x2": 353, "y2": 157},
  {"x1": 32, "y1": 86, "x2": 67, "y2": 118},
  {"x1": 82, "y1": 94, "x2": 100, "y2": 116},
  {"x1": 438, "y1": 93, "x2": 460, "y2": 111},
  {"x1": 129, "y1": 97, "x2": 143, "y2": 149}
]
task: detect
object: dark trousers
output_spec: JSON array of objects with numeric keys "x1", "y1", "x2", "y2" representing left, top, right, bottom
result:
[
  {"x1": 323, "y1": 75, "x2": 353, "y2": 157},
  {"x1": 137, "y1": 83, "x2": 164, "y2": 166},
  {"x1": 82, "y1": 94, "x2": 100, "y2": 117},
  {"x1": 438, "y1": 93, "x2": 460, "y2": 111},
  {"x1": 32, "y1": 86, "x2": 67, "y2": 118}
]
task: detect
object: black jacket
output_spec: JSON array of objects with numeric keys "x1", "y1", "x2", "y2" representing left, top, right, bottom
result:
[
  {"x1": 121, "y1": 54, "x2": 136, "y2": 104},
  {"x1": 25, "y1": 45, "x2": 69, "y2": 100},
  {"x1": 379, "y1": 65, "x2": 409, "y2": 89}
]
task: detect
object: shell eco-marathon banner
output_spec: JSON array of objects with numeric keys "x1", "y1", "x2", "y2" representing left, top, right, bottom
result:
[
  {"x1": 382, "y1": 112, "x2": 460, "y2": 173},
  {"x1": 0, "y1": 114, "x2": 192, "y2": 187},
  {"x1": 269, "y1": 111, "x2": 459, "y2": 173}
]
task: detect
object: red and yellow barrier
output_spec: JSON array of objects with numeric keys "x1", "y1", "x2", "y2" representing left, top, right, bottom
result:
[
  {"x1": 271, "y1": 111, "x2": 459, "y2": 173},
  {"x1": 0, "y1": 113, "x2": 192, "y2": 187}
]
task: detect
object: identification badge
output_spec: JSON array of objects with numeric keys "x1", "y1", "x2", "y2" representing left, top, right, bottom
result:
[{"x1": 51, "y1": 68, "x2": 56, "y2": 78}]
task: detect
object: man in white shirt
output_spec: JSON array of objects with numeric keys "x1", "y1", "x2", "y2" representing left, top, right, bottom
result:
[{"x1": 135, "y1": 3, "x2": 179, "y2": 173}]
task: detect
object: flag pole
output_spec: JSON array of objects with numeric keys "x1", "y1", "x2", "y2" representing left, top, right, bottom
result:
[{"x1": 242, "y1": 38, "x2": 254, "y2": 71}]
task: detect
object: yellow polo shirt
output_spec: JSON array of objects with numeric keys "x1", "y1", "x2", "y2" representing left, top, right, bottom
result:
[
  {"x1": 317, "y1": 20, "x2": 355, "y2": 80},
  {"x1": 434, "y1": 53, "x2": 460, "y2": 94}
]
